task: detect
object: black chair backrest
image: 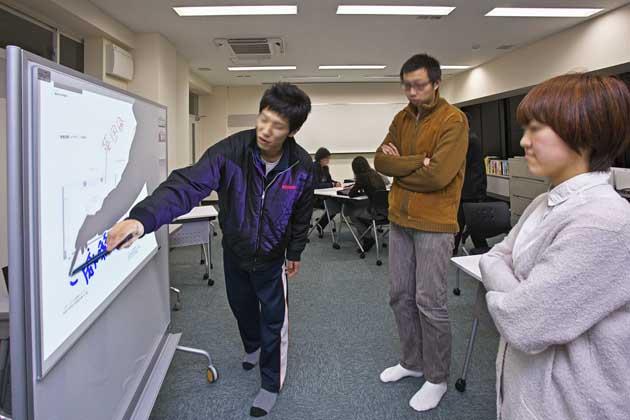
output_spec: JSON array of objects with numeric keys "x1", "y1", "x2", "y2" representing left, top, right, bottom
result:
[
  {"x1": 369, "y1": 190, "x2": 389, "y2": 220},
  {"x1": 1, "y1": 266, "x2": 7, "y2": 292},
  {"x1": 462, "y1": 201, "x2": 511, "y2": 240}
]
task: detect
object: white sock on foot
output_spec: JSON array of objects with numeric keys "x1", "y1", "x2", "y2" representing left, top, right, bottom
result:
[
  {"x1": 379, "y1": 363, "x2": 423, "y2": 383},
  {"x1": 409, "y1": 381, "x2": 447, "y2": 412}
]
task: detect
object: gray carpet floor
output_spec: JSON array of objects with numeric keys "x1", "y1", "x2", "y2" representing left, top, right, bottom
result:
[{"x1": 150, "y1": 225, "x2": 500, "y2": 420}]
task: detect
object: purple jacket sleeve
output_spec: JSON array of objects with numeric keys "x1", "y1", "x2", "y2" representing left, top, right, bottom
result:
[{"x1": 129, "y1": 140, "x2": 228, "y2": 234}]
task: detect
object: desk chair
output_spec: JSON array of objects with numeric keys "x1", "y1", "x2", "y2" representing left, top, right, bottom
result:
[
  {"x1": 453, "y1": 201, "x2": 511, "y2": 296},
  {"x1": 357, "y1": 190, "x2": 390, "y2": 266}
]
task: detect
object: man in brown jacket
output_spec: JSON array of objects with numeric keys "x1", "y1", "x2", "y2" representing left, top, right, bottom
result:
[{"x1": 375, "y1": 54, "x2": 468, "y2": 412}]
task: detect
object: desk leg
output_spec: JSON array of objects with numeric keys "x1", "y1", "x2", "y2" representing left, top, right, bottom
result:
[
  {"x1": 325, "y1": 200, "x2": 340, "y2": 250},
  {"x1": 456, "y1": 281, "x2": 486, "y2": 393},
  {"x1": 207, "y1": 222, "x2": 214, "y2": 286},
  {"x1": 341, "y1": 204, "x2": 365, "y2": 256}
]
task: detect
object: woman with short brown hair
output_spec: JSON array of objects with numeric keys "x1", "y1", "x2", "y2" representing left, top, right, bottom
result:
[{"x1": 479, "y1": 74, "x2": 630, "y2": 420}]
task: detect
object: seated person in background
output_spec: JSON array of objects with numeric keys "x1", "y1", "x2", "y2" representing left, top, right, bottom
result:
[
  {"x1": 379, "y1": 172, "x2": 392, "y2": 187},
  {"x1": 347, "y1": 156, "x2": 386, "y2": 251},
  {"x1": 453, "y1": 128, "x2": 488, "y2": 255},
  {"x1": 479, "y1": 73, "x2": 630, "y2": 420},
  {"x1": 312, "y1": 147, "x2": 341, "y2": 235}
]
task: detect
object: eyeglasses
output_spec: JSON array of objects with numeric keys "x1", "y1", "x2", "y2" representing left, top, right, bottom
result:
[{"x1": 401, "y1": 79, "x2": 433, "y2": 92}]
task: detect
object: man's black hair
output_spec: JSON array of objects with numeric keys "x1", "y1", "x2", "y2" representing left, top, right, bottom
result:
[
  {"x1": 399, "y1": 54, "x2": 442, "y2": 83},
  {"x1": 314, "y1": 147, "x2": 331, "y2": 162},
  {"x1": 259, "y1": 83, "x2": 312, "y2": 133}
]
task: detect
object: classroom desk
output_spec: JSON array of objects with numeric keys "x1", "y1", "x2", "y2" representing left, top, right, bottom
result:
[
  {"x1": 314, "y1": 187, "x2": 370, "y2": 253},
  {"x1": 450, "y1": 254, "x2": 486, "y2": 393},
  {"x1": 170, "y1": 205, "x2": 218, "y2": 287}
]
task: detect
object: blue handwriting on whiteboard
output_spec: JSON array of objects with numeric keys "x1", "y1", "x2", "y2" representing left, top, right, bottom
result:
[{"x1": 70, "y1": 232, "x2": 108, "y2": 287}]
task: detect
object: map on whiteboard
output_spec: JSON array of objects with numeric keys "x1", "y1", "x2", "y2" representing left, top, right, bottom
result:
[{"x1": 36, "y1": 69, "x2": 158, "y2": 362}]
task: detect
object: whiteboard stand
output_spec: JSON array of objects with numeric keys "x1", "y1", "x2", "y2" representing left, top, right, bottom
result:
[{"x1": 128, "y1": 334, "x2": 218, "y2": 420}]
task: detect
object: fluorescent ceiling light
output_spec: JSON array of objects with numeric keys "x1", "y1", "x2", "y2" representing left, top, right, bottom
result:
[
  {"x1": 336, "y1": 5, "x2": 455, "y2": 15},
  {"x1": 485, "y1": 8, "x2": 602, "y2": 17},
  {"x1": 228, "y1": 66, "x2": 296, "y2": 71},
  {"x1": 319, "y1": 65, "x2": 386, "y2": 70},
  {"x1": 283, "y1": 75, "x2": 341, "y2": 80},
  {"x1": 173, "y1": 5, "x2": 297, "y2": 16},
  {"x1": 362, "y1": 75, "x2": 399, "y2": 79},
  {"x1": 441, "y1": 65, "x2": 471, "y2": 70}
]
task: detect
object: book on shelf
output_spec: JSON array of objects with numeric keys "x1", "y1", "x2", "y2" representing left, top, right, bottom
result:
[{"x1": 484, "y1": 156, "x2": 510, "y2": 177}]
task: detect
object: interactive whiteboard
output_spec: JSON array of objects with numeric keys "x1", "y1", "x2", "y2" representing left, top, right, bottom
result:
[{"x1": 32, "y1": 65, "x2": 160, "y2": 373}]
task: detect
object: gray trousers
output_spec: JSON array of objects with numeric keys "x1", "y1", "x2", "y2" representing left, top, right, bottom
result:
[{"x1": 388, "y1": 223, "x2": 453, "y2": 383}]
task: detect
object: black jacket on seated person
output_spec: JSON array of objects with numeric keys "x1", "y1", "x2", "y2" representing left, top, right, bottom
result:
[
  {"x1": 461, "y1": 132, "x2": 487, "y2": 201},
  {"x1": 312, "y1": 161, "x2": 335, "y2": 189}
]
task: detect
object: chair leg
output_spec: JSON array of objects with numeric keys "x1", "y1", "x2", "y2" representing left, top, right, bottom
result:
[
  {"x1": 453, "y1": 269, "x2": 461, "y2": 296},
  {"x1": 373, "y1": 221, "x2": 382, "y2": 266},
  {"x1": 325, "y1": 201, "x2": 340, "y2": 249},
  {"x1": 382, "y1": 227, "x2": 389, "y2": 248}
]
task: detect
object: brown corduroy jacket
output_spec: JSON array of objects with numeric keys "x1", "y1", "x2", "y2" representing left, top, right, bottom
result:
[{"x1": 374, "y1": 93, "x2": 469, "y2": 233}]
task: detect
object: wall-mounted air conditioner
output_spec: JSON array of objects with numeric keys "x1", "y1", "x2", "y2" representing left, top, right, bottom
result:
[{"x1": 106, "y1": 44, "x2": 134, "y2": 81}]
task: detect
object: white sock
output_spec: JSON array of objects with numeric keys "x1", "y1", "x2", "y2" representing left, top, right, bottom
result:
[
  {"x1": 379, "y1": 363, "x2": 423, "y2": 383},
  {"x1": 409, "y1": 381, "x2": 447, "y2": 412}
]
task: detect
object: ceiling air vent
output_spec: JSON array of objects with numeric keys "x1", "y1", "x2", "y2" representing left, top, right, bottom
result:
[
  {"x1": 214, "y1": 38, "x2": 284, "y2": 62},
  {"x1": 497, "y1": 44, "x2": 514, "y2": 50}
]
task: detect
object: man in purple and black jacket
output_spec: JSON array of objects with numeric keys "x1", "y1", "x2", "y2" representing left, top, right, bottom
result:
[{"x1": 106, "y1": 83, "x2": 314, "y2": 417}]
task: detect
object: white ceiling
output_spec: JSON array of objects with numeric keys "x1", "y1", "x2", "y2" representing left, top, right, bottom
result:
[{"x1": 86, "y1": 0, "x2": 629, "y2": 85}]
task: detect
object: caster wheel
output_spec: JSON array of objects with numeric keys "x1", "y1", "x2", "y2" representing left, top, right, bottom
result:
[
  {"x1": 200, "y1": 259, "x2": 205, "y2": 265},
  {"x1": 208, "y1": 278, "x2": 214, "y2": 286},
  {"x1": 172, "y1": 302, "x2": 181, "y2": 311},
  {"x1": 207, "y1": 366, "x2": 219, "y2": 383},
  {"x1": 333, "y1": 243, "x2": 341, "y2": 250},
  {"x1": 203, "y1": 273, "x2": 209, "y2": 280},
  {"x1": 453, "y1": 288, "x2": 461, "y2": 296},
  {"x1": 332, "y1": 228, "x2": 337, "y2": 233},
  {"x1": 213, "y1": 232, "x2": 217, "y2": 237},
  {"x1": 360, "y1": 253, "x2": 366, "y2": 259},
  {"x1": 309, "y1": 223, "x2": 313, "y2": 228},
  {"x1": 210, "y1": 263, "x2": 214, "y2": 269},
  {"x1": 376, "y1": 260, "x2": 383, "y2": 266},
  {"x1": 455, "y1": 378, "x2": 466, "y2": 392},
  {"x1": 318, "y1": 234, "x2": 324, "y2": 239},
  {"x1": 306, "y1": 238, "x2": 311, "y2": 243},
  {"x1": 382, "y1": 243, "x2": 388, "y2": 248}
]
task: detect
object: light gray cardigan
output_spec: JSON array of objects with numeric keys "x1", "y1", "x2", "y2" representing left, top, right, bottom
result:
[{"x1": 480, "y1": 177, "x2": 630, "y2": 420}]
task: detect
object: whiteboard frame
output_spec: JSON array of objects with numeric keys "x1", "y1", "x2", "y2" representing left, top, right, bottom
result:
[{"x1": 23, "y1": 57, "x2": 165, "y2": 379}]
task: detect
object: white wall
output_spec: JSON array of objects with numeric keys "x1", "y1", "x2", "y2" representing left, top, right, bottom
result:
[
  {"x1": 198, "y1": 86, "x2": 228, "y2": 152},
  {"x1": 128, "y1": 33, "x2": 178, "y2": 171},
  {"x1": 441, "y1": 4, "x2": 630, "y2": 104},
  {"x1": 176, "y1": 54, "x2": 191, "y2": 168},
  {"x1": 200, "y1": 83, "x2": 403, "y2": 181},
  {"x1": 84, "y1": 37, "x2": 129, "y2": 90}
]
